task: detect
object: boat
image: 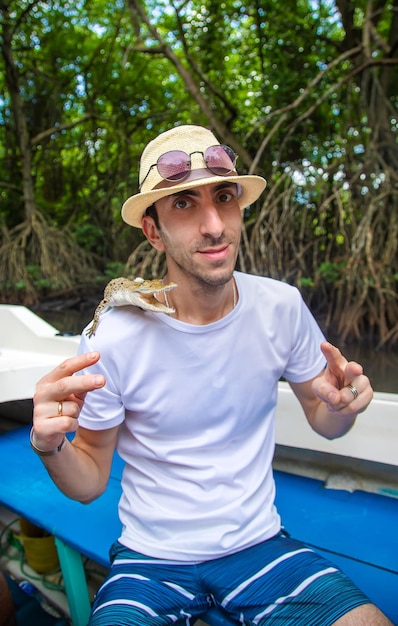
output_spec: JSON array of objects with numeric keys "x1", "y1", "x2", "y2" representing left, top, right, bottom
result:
[
  {"x1": 0, "y1": 304, "x2": 397, "y2": 625},
  {"x1": 0, "y1": 304, "x2": 80, "y2": 431},
  {"x1": 275, "y1": 380, "x2": 398, "y2": 497}
]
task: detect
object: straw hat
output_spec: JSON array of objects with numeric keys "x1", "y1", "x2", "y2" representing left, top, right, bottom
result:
[{"x1": 121, "y1": 125, "x2": 267, "y2": 228}]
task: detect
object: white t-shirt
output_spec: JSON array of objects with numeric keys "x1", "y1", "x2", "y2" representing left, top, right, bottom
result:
[{"x1": 78, "y1": 272, "x2": 325, "y2": 561}]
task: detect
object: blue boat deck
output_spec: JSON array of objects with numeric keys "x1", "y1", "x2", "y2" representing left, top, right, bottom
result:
[
  {"x1": 0, "y1": 426, "x2": 397, "y2": 625},
  {"x1": 275, "y1": 469, "x2": 398, "y2": 623}
]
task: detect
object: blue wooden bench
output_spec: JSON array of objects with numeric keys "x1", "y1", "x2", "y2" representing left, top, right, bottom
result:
[{"x1": 0, "y1": 426, "x2": 397, "y2": 625}]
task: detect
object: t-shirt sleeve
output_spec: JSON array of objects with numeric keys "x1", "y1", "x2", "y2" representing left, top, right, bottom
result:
[{"x1": 76, "y1": 330, "x2": 125, "y2": 430}]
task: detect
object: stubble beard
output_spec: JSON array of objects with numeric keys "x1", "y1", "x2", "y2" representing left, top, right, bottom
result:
[{"x1": 161, "y1": 231, "x2": 239, "y2": 291}]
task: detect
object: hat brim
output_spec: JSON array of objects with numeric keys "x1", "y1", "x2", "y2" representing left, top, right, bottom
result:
[{"x1": 121, "y1": 174, "x2": 267, "y2": 228}]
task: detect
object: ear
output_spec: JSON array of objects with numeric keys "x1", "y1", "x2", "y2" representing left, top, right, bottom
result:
[{"x1": 142, "y1": 215, "x2": 166, "y2": 252}]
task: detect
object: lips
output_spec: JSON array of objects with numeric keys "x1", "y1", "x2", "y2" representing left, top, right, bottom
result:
[{"x1": 198, "y1": 245, "x2": 230, "y2": 260}]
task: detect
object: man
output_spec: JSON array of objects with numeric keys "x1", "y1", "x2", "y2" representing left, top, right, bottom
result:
[{"x1": 32, "y1": 125, "x2": 392, "y2": 625}]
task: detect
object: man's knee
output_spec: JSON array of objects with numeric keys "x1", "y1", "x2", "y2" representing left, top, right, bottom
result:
[{"x1": 333, "y1": 603, "x2": 393, "y2": 626}]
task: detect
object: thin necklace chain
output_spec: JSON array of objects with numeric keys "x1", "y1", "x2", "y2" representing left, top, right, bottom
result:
[
  {"x1": 164, "y1": 279, "x2": 237, "y2": 312},
  {"x1": 232, "y1": 278, "x2": 237, "y2": 308}
]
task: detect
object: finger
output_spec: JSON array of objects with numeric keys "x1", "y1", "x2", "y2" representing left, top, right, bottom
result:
[
  {"x1": 33, "y1": 396, "x2": 88, "y2": 448},
  {"x1": 320, "y1": 341, "x2": 345, "y2": 366},
  {"x1": 59, "y1": 399, "x2": 85, "y2": 417},
  {"x1": 312, "y1": 375, "x2": 334, "y2": 401},
  {"x1": 37, "y1": 352, "x2": 101, "y2": 386},
  {"x1": 321, "y1": 343, "x2": 363, "y2": 388},
  {"x1": 319, "y1": 385, "x2": 358, "y2": 413},
  {"x1": 34, "y1": 399, "x2": 83, "y2": 421},
  {"x1": 35, "y1": 371, "x2": 105, "y2": 405},
  {"x1": 31, "y1": 416, "x2": 79, "y2": 451},
  {"x1": 344, "y1": 360, "x2": 363, "y2": 382},
  {"x1": 312, "y1": 377, "x2": 343, "y2": 407},
  {"x1": 320, "y1": 341, "x2": 347, "y2": 377},
  {"x1": 341, "y1": 375, "x2": 373, "y2": 408},
  {"x1": 313, "y1": 374, "x2": 373, "y2": 414},
  {"x1": 312, "y1": 373, "x2": 358, "y2": 405}
]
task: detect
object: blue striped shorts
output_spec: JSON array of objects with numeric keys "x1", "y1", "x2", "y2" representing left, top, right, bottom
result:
[{"x1": 89, "y1": 533, "x2": 370, "y2": 625}]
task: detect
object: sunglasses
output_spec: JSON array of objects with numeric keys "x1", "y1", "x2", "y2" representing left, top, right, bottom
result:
[{"x1": 140, "y1": 145, "x2": 238, "y2": 190}]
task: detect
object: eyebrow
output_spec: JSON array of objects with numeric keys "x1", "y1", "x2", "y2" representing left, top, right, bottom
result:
[{"x1": 169, "y1": 182, "x2": 238, "y2": 199}]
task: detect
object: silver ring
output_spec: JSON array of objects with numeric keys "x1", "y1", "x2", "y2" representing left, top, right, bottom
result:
[
  {"x1": 57, "y1": 401, "x2": 63, "y2": 416},
  {"x1": 346, "y1": 384, "x2": 359, "y2": 400}
]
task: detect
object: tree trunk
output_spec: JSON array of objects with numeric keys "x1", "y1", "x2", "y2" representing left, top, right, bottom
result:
[{"x1": 1, "y1": 4, "x2": 36, "y2": 221}]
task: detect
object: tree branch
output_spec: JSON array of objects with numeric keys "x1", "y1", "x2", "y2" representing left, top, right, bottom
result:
[
  {"x1": 125, "y1": 0, "x2": 253, "y2": 167},
  {"x1": 31, "y1": 114, "x2": 94, "y2": 146}
]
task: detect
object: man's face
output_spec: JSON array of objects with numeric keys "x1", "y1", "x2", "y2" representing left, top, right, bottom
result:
[{"x1": 143, "y1": 181, "x2": 242, "y2": 288}]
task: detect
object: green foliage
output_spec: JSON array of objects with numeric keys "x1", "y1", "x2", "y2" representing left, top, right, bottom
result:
[
  {"x1": 72, "y1": 223, "x2": 106, "y2": 253},
  {"x1": 300, "y1": 277, "x2": 314, "y2": 288},
  {"x1": 0, "y1": 0, "x2": 397, "y2": 343},
  {"x1": 13, "y1": 265, "x2": 63, "y2": 292},
  {"x1": 318, "y1": 261, "x2": 347, "y2": 284},
  {"x1": 103, "y1": 261, "x2": 127, "y2": 280},
  {"x1": 298, "y1": 260, "x2": 347, "y2": 289}
]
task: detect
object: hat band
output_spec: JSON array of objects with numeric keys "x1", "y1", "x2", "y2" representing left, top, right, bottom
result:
[{"x1": 140, "y1": 145, "x2": 238, "y2": 191}]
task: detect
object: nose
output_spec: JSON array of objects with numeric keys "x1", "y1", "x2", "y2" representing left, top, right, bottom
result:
[{"x1": 199, "y1": 201, "x2": 224, "y2": 239}]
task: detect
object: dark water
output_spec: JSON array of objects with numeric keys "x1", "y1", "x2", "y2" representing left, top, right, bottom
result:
[{"x1": 37, "y1": 308, "x2": 398, "y2": 394}]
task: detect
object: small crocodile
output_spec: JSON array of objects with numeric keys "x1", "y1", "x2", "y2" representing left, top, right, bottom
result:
[{"x1": 86, "y1": 277, "x2": 177, "y2": 337}]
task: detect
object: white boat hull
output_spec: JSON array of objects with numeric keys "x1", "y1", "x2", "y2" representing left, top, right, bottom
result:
[
  {"x1": 0, "y1": 305, "x2": 80, "y2": 404},
  {"x1": 1, "y1": 304, "x2": 397, "y2": 480}
]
